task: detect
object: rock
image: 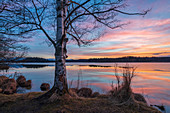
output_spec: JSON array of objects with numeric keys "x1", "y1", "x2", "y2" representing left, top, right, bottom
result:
[
  {"x1": 16, "y1": 76, "x2": 31, "y2": 88},
  {"x1": 0, "y1": 75, "x2": 31, "y2": 94},
  {"x1": 3, "y1": 78, "x2": 16, "y2": 84},
  {"x1": 133, "y1": 93, "x2": 147, "y2": 103},
  {"x1": 16, "y1": 75, "x2": 26, "y2": 87},
  {"x1": 77, "y1": 88, "x2": 92, "y2": 97},
  {"x1": 91, "y1": 92, "x2": 100, "y2": 98},
  {"x1": 40, "y1": 83, "x2": 50, "y2": 91},
  {"x1": 25, "y1": 80, "x2": 32, "y2": 87},
  {"x1": 0, "y1": 76, "x2": 8, "y2": 87},
  {"x1": 1, "y1": 78, "x2": 17, "y2": 94}
]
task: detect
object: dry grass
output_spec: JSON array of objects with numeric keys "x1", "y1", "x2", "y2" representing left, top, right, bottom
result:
[
  {"x1": 0, "y1": 92, "x2": 161, "y2": 113},
  {"x1": 110, "y1": 64, "x2": 138, "y2": 103}
]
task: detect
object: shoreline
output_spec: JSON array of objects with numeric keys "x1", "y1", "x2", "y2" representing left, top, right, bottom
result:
[{"x1": 0, "y1": 92, "x2": 161, "y2": 113}]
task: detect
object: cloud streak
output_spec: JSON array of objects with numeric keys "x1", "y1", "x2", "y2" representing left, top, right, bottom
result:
[
  {"x1": 24, "y1": 1, "x2": 170, "y2": 59},
  {"x1": 67, "y1": 18, "x2": 170, "y2": 59}
]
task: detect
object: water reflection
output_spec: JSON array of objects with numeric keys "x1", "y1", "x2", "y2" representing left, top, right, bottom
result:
[
  {"x1": 68, "y1": 63, "x2": 170, "y2": 112},
  {"x1": 0, "y1": 63, "x2": 170, "y2": 112}
]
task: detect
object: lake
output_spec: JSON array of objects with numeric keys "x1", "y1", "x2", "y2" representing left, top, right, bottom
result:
[{"x1": 1, "y1": 62, "x2": 170, "y2": 112}]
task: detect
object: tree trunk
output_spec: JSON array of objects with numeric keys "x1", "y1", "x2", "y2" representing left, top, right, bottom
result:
[
  {"x1": 36, "y1": 0, "x2": 68, "y2": 100},
  {"x1": 53, "y1": 0, "x2": 68, "y2": 95}
]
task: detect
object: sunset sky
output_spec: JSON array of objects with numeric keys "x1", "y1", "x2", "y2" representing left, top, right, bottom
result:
[{"x1": 25, "y1": 0, "x2": 170, "y2": 59}]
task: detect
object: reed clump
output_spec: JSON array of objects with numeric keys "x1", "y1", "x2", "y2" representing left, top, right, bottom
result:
[{"x1": 110, "y1": 64, "x2": 137, "y2": 104}]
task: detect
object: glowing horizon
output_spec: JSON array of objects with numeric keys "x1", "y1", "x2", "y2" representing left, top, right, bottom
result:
[{"x1": 25, "y1": 0, "x2": 170, "y2": 59}]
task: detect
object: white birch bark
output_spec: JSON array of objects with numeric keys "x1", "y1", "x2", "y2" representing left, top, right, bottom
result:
[{"x1": 54, "y1": 0, "x2": 68, "y2": 95}]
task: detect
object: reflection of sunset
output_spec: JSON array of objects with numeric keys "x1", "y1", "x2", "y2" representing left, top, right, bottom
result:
[
  {"x1": 3, "y1": 63, "x2": 169, "y2": 108},
  {"x1": 137, "y1": 74, "x2": 170, "y2": 82},
  {"x1": 66, "y1": 63, "x2": 170, "y2": 107}
]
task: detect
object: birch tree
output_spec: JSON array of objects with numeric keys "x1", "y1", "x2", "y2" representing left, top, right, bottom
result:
[{"x1": 0, "y1": 0, "x2": 149, "y2": 99}]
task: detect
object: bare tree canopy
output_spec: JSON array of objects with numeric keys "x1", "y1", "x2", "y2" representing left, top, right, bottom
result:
[
  {"x1": 0, "y1": 0, "x2": 149, "y2": 46},
  {"x1": 0, "y1": 34, "x2": 28, "y2": 60},
  {"x1": 0, "y1": 0, "x2": 149, "y2": 99}
]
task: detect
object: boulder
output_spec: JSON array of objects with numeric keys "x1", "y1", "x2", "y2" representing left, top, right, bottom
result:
[
  {"x1": 40, "y1": 83, "x2": 50, "y2": 91},
  {"x1": 16, "y1": 75, "x2": 26, "y2": 87},
  {"x1": 3, "y1": 78, "x2": 16, "y2": 84},
  {"x1": 91, "y1": 92, "x2": 100, "y2": 98},
  {"x1": 77, "y1": 88, "x2": 92, "y2": 97},
  {"x1": 16, "y1": 76, "x2": 32, "y2": 88},
  {"x1": 1, "y1": 78, "x2": 17, "y2": 94},
  {"x1": 0, "y1": 76, "x2": 8, "y2": 87}
]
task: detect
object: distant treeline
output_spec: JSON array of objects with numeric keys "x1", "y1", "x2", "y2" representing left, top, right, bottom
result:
[
  {"x1": 68, "y1": 56, "x2": 170, "y2": 62},
  {"x1": 0, "y1": 57, "x2": 51, "y2": 63},
  {"x1": 1, "y1": 56, "x2": 170, "y2": 63},
  {"x1": 21, "y1": 57, "x2": 51, "y2": 62}
]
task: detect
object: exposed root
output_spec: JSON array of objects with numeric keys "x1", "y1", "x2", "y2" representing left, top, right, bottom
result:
[{"x1": 34, "y1": 86, "x2": 56, "y2": 101}]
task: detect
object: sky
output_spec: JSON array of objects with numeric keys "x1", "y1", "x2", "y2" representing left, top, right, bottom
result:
[{"x1": 24, "y1": 0, "x2": 170, "y2": 59}]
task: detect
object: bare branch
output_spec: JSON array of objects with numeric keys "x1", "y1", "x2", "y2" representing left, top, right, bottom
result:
[
  {"x1": 65, "y1": 0, "x2": 91, "y2": 23},
  {"x1": 32, "y1": 0, "x2": 41, "y2": 24},
  {"x1": 0, "y1": 0, "x2": 150, "y2": 48},
  {"x1": 67, "y1": 3, "x2": 149, "y2": 28},
  {"x1": 0, "y1": 28, "x2": 40, "y2": 36},
  {"x1": 67, "y1": 32, "x2": 81, "y2": 46},
  {"x1": 39, "y1": 26, "x2": 56, "y2": 47}
]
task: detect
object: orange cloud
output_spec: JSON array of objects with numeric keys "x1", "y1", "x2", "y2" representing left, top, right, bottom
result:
[{"x1": 68, "y1": 18, "x2": 170, "y2": 59}]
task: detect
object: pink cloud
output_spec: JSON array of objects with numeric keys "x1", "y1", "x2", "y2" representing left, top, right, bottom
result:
[{"x1": 67, "y1": 18, "x2": 170, "y2": 59}]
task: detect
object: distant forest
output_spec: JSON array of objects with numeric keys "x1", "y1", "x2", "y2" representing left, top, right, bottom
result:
[
  {"x1": 1, "y1": 56, "x2": 170, "y2": 63},
  {"x1": 86, "y1": 56, "x2": 170, "y2": 62}
]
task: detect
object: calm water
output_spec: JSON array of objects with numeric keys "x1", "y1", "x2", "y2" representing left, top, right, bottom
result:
[{"x1": 1, "y1": 62, "x2": 170, "y2": 112}]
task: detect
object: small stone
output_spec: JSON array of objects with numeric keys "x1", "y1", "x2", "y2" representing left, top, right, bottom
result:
[
  {"x1": 25, "y1": 80, "x2": 32, "y2": 87},
  {"x1": 40, "y1": 83, "x2": 50, "y2": 91},
  {"x1": 91, "y1": 92, "x2": 100, "y2": 98},
  {"x1": 16, "y1": 75, "x2": 26, "y2": 87}
]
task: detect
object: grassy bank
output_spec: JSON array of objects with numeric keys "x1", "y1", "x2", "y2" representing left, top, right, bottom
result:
[{"x1": 0, "y1": 92, "x2": 160, "y2": 113}]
